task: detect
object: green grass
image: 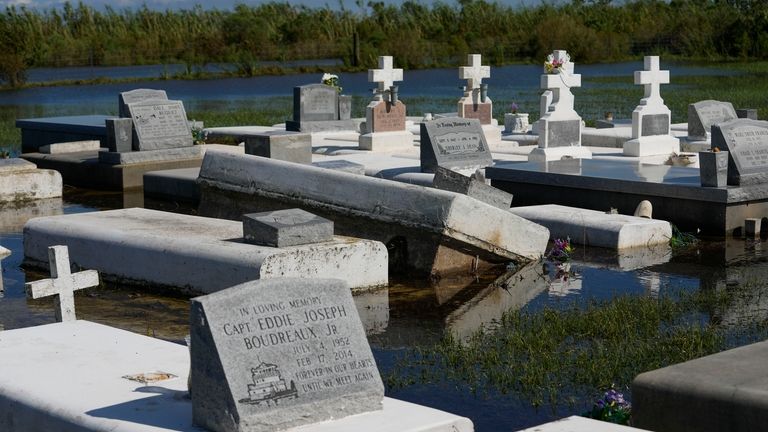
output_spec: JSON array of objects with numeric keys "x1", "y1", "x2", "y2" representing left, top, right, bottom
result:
[{"x1": 384, "y1": 281, "x2": 768, "y2": 411}]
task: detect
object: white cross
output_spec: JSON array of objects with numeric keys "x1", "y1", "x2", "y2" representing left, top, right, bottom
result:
[
  {"x1": 25, "y1": 245, "x2": 99, "y2": 323},
  {"x1": 369, "y1": 56, "x2": 403, "y2": 97},
  {"x1": 540, "y1": 50, "x2": 581, "y2": 117},
  {"x1": 459, "y1": 54, "x2": 490, "y2": 91},
  {"x1": 635, "y1": 56, "x2": 669, "y2": 104}
]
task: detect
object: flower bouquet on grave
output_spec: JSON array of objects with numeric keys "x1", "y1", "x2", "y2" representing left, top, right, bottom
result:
[
  {"x1": 544, "y1": 52, "x2": 570, "y2": 74},
  {"x1": 321, "y1": 73, "x2": 342, "y2": 93},
  {"x1": 546, "y1": 237, "x2": 574, "y2": 263},
  {"x1": 582, "y1": 387, "x2": 632, "y2": 425}
]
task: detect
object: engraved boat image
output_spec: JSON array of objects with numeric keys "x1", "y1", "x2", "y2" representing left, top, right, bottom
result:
[{"x1": 238, "y1": 362, "x2": 298, "y2": 405}]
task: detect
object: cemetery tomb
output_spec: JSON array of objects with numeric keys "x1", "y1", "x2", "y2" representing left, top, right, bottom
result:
[
  {"x1": 688, "y1": 100, "x2": 738, "y2": 140},
  {"x1": 711, "y1": 118, "x2": 768, "y2": 185},
  {"x1": 285, "y1": 83, "x2": 358, "y2": 133},
  {"x1": 486, "y1": 157, "x2": 768, "y2": 235},
  {"x1": 633, "y1": 338, "x2": 768, "y2": 432},
  {"x1": 508, "y1": 204, "x2": 672, "y2": 250},
  {"x1": 23, "y1": 208, "x2": 388, "y2": 293},
  {"x1": 358, "y1": 56, "x2": 414, "y2": 150},
  {"x1": 529, "y1": 50, "x2": 592, "y2": 162},
  {"x1": 623, "y1": 56, "x2": 681, "y2": 157},
  {"x1": 420, "y1": 117, "x2": 493, "y2": 173},
  {"x1": 0, "y1": 158, "x2": 62, "y2": 203},
  {"x1": 190, "y1": 278, "x2": 385, "y2": 431},
  {"x1": 20, "y1": 93, "x2": 205, "y2": 190},
  {"x1": 0, "y1": 318, "x2": 472, "y2": 431},
  {"x1": 16, "y1": 115, "x2": 114, "y2": 153},
  {"x1": 197, "y1": 151, "x2": 549, "y2": 278}
]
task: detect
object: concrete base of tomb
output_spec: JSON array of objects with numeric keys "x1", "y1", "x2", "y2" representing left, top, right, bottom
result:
[
  {"x1": 21, "y1": 148, "x2": 204, "y2": 190},
  {"x1": 358, "y1": 130, "x2": 415, "y2": 151},
  {"x1": 528, "y1": 146, "x2": 593, "y2": 162},
  {"x1": 0, "y1": 159, "x2": 62, "y2": 203},
  {"x1": 623, "y1": 134, "x2": 680, "y2": 157}
]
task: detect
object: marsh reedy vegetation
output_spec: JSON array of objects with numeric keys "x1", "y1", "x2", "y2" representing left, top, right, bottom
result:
[{"x1": 1, "y1": 0, "x2": 768, "y2": 87}]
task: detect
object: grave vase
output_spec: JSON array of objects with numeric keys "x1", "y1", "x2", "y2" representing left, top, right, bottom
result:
[
  {"x1": 699, "y1": 151, "x2": 728, "y2": 187},
  {"x1": 505, "y1": 113, "x2": 529, "y2": 134},
  {"x1": 338, "y1": 94, "x2": 352, "y2": 120}
]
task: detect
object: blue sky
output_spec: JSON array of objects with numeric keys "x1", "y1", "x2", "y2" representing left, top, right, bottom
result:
[{"x1": 0, "y1": 0, "x2": 542, "y2": 11}]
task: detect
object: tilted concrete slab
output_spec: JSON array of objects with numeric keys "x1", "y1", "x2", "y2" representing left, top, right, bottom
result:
[
  {"x1": 0, "y1": 320, "x2": 473, "y2": 432},
  {"x1": 633, "y1": 339, "x2": 768, "y2": 432},
  {"x1": 23, "y1": 208, "x2": 387, "y2": 293},
  {"x1": 509, "y1": 204, "x2": 672, "y2": 250},
  {"x1": 197, "y1": 151, "x2": 549, "y2": 277}
]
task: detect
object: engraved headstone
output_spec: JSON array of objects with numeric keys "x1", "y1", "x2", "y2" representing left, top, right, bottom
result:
[
  {"x1": 688, "y1": 100, "x2": 738, "y2": 140},
  {"x1": 190, "y1": 278, "x2": 384, "y2": 432},
  {"x1": 420, "y1": 117, "x2": 492, "y2": 172},
  {"x1": 624, "y1": 56, "x2": 679, "y2": 156},
  {"x1": 118, "y1": 89, "x2": 168, "y2": 118},
  {"x1": 711, "y1": 118, "x2": 768, "y2": 186},
  {"x1": 293, "y1": 84, "x2": 339, "y2": 123},
  {"x1": 126, "y1": 99, "x2": 192, "y2": 151},
  {"x1": 369, "y1": 99, "x2": 406, "y2": 133},
  {"x1": 24, "y1": 245, "x2": 99, "y2": 323}
]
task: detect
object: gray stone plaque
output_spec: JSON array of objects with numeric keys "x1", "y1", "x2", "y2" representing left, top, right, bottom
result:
[
  {"x1": 711, "y1": 118, "x2": 768, "y2": 186},
  {"x1": 688, "y1": 100, "x2": 737, "y2": 139},
  {"x1": 641, "y1": 114, "x2": 670, "y2": 137},
  {"x1": 126, "y1": 99, "x2": 192, "y2": 151},
  {"x1": 293, "y1": 84, "x2": 339, "y2": 123},
  {"x1": 118, "y1": 89, "x2": 168, "y2": 118},
  {"x1": 243, "y1": 209, "x2": 333, "y2": 247},
  {"x1": 546, "y1": 119, "x2": 581, "y2": 148},
  {"x1": 190, "y1": 278, "x2": 384, "y2": 432},
  {"x1": 420, "y1": 117, "x2": 492, "y2": 173}
]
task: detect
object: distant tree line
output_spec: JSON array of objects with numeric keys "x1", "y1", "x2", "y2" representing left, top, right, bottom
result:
[{"x1": 0, "y1": 0, "x2": 766, "y2": 87}]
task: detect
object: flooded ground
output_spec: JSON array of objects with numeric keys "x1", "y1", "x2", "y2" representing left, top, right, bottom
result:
[{"x1": 1, "y1": 189, "x2": 767, "y2": 430}]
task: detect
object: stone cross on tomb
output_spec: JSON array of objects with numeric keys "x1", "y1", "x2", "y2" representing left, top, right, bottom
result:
[
  {"x1": 635, "y1": 56, "x2": 669, "y2": 105},
  {"x1": 25, "y1": 245, "x2": 99, "y2": 322},
  {"x1": 459, "y1": 54, "x2": 490, "y2": 91},
  {"x1": 541, "y1": 50, "x2": 581, "y2": 118},
  {"x1": 369, "y1": 56, "x2": 403, "y2": 101}
]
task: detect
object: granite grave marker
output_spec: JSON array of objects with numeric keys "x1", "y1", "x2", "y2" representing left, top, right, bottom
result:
[
  {"x1": 105, "y1": 118, "x2": 133, "y2": 153},
  {"x1": 118, "y1": 88, "x2": 168, "y2": 118},
  {"x1": 711, "y1": 118, "x2": 768, "y2": 186},
  {"x1": 126, "y1": 99, "x2": 192, "y2": 151},
  {"x1": 190, "y1": 278, "x2": 384, "y2": 432},
  {"x1": 420, "y1": 117, "x2": 492, "y2": 172},
  {"x1": 688, "y1": 100, "x2": 738, "y2": 140},
  {"x1": 293, "y1": 84, "x2": 338, "y2": 123}
]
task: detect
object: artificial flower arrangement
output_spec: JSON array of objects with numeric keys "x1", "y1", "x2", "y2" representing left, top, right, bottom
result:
[
  {"x1": 544, "y1": 52, "x2": 571, "y2": 74},
  {"x1": 321, "y1": 73, "x2": 342, "y2": 93}
]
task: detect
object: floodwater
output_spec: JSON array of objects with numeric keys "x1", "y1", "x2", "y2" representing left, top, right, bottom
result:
[
  {"x1": 1, "y1": 189, "x2": 767, "y2": 431},
  {"x1": 0, "y1": 60, "x2": 736, "y2": 152}
]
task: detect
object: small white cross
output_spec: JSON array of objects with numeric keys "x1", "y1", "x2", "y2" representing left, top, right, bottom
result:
[
  {"x1": 459, "y1": 54, "x2": 490, "y2": 91},
  {"x1": 635, "y1": 56, "x2": 669, "y2": 103},
  {"x1": 25, "y1": 245, "x2": 99, "y2": 323},
  {"x1": 369, "y1": 56, "x2": 403, "y2": 96}
]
